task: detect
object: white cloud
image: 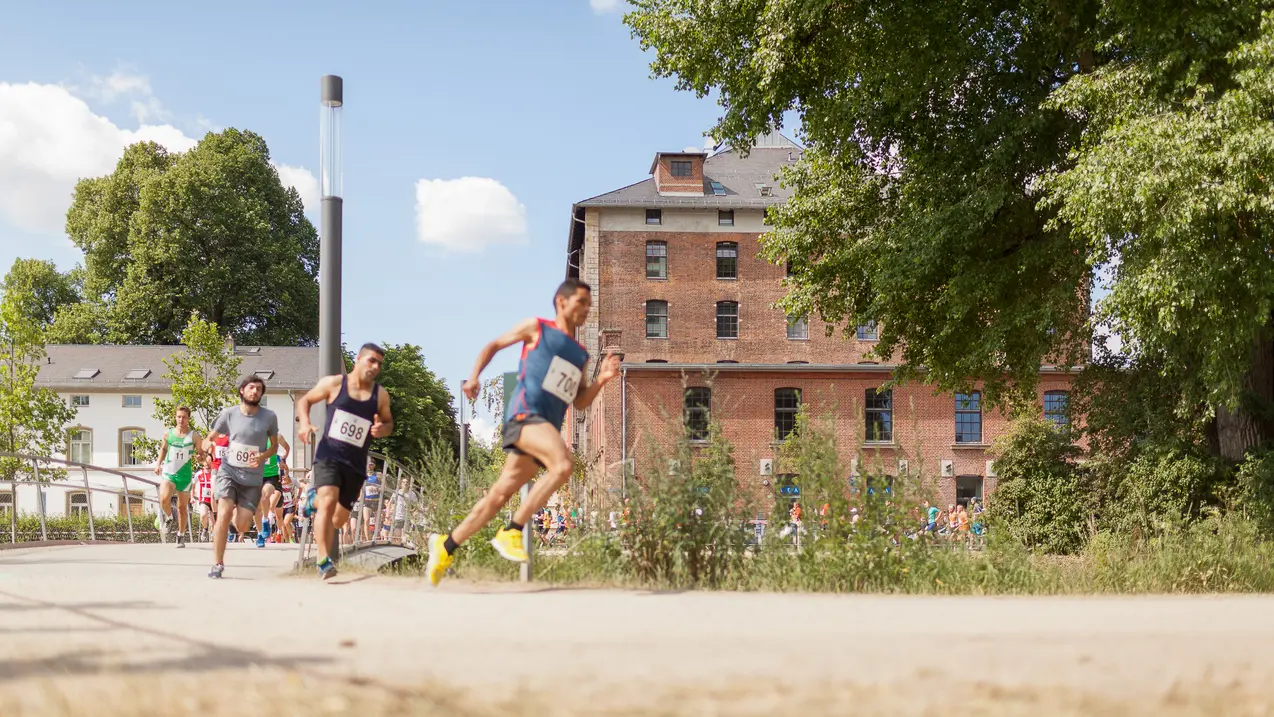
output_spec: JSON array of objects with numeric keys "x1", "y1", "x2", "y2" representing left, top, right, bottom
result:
[
  {"x1": 274, "y1": 163, "x2": 320, "y2": 214},
  {"x1": 589, "y1": 0, "x2": 622, "y2": 13},
  {"x1": 0, "y1": 78, "x2": 319, "y2": 236},
  {"x1": 414, "y1": 177, "x2": 528, "y2": 253},
  {"x1": 0, "y1": 81, "x2": 197, "y2": 235},
  {"x1": 468, "y1": 415, "x2": 496, "y2": 448}
]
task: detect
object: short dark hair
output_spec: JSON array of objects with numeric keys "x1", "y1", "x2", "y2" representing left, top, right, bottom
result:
[
  {"x1": 554, "y1": 278, "x2": 591, "y2": 307},
  {"x1": 358, "y1": 342, "x2": 385, "y2": 357},
  {"x1": 238, "y1": 375, "x2": 266, "y2": 393}
]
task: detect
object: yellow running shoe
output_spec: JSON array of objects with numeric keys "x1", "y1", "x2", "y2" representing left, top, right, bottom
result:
[
  {"x1": 426, "y1": 533, "x2": 454, "y2": 587},
  {"x1": 491, "y1": 527, "x2": 528, "y2": 563}
]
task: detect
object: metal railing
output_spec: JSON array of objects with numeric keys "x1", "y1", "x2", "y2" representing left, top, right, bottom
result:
[
  {"x1": 292, "y1": 451, "x2": 424, "y2": 570},
  {"x1": 0, "y1": 452, "x2": 178, "y2": 544}
]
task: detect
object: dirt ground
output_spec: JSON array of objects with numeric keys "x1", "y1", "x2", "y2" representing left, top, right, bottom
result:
[{"x1": 2, "y1": 543, "x2": 1273, "y2": 716}]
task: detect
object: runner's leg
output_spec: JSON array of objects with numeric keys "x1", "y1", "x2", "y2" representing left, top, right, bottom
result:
[
  {"x1": 449, "y1": 452, "x2": 540, "y2": 545},
  {"x1": 313, "y1": 485, "x2": 341, "y2": 563},
  {"x1": 510, "y1": 422, "x2": 575, "y2": 526},
  {"x1": 212, "y1": 497, "x2": 235, "y2": 565},
  {"x1": 159, "y1": 479, "x2": 174, "y2": 521},
  {"x1": 177, "y1": 491, "x2": 190, "y2": 534}
]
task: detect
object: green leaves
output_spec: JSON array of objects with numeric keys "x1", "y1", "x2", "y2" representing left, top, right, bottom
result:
[{"x1": 59, "y1": 129, "x2": 319, "y2": 347}]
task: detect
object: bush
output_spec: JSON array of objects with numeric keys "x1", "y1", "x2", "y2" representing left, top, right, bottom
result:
[
  {"x1": 988, "y1": 416, "x2": 1090, "y2": 553},
  {"x1": 0, "y1": 513, "x2": 163, "y2": 543}
]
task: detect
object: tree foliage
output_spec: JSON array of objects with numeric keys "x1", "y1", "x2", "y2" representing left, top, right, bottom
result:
[
  {"x1": 344, "y1": 343, "x2": 458, "y2": 467},
  {"x1": 627, "y1": 2, "x2": 1274, "y2": 428},
  {"x1": 0, "y1": 274, "x2": 77, "y2": 481},
  {"x1": 53, "y1": 130, "x2": 319, "y2": 346},
  {"x1": 1, "y1": 259, "x2": 80, "y2": 331},
  {"x1": 989, "y1": 417, "x2": 1090, "y2": 554}
]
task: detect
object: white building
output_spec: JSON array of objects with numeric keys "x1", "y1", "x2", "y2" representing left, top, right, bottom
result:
[{"x1": 13, "y1": 343, "x2": 319, "y2": 518}]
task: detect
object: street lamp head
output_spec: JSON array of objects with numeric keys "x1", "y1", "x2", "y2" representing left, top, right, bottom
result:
[{"x1": 321, "y1": 75, "x2": 343, "y2": 107}]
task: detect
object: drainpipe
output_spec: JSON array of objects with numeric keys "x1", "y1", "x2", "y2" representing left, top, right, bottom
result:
[{"x1": 620, "y1": 365, "x2": 627, "y2": 499}]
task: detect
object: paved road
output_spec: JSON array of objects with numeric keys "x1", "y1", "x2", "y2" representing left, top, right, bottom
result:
[{"x1": 1, "y1": 542, "x2": 1273, "y2": 716}]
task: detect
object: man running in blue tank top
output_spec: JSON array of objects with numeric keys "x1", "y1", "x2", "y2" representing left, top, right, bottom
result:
[
  {"x1": 427, "y1": 278, "x2": 620, "y2": 586},
  {"x1": 295, "y1": 343, "x2": 395, "y2": 579}
]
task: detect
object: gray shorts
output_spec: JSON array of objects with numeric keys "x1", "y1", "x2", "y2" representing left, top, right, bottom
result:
[{"x1": 214, "y1": 475, "x2": 262, "y2": 513}]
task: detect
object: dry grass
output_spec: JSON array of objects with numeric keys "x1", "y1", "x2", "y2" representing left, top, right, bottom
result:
[{"x1": 1, "y1": 669, "x2": 1271, "y2": 717}]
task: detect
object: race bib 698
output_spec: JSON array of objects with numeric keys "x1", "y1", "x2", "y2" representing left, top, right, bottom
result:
[{"x1": 328, "y1": 409, "x2": 372, "y2": 447}]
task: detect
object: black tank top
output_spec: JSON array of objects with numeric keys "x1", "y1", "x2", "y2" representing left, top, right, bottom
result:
[{"x1": 315, "y1": 376, "x2": 380, "y2": 469}]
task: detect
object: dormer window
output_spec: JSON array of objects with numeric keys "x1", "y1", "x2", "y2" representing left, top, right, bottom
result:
[
  {"x1": 671, "y1": 160, "x2": 692, "y2": 177},
  {"x1": 754, "y1": 183, "x2": 773, "y2": 197}
]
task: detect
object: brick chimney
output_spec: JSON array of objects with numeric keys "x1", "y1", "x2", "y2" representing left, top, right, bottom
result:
[{"x1": 650, "y1": 152, "x2": 706, "y2": 196}]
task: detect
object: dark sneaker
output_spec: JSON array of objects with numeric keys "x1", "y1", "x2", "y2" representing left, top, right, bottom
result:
[
  {"x1": 175, "y1": 534, "x2": 185, "y2": 549},
  {"x1": 208, "y1": 563, "x2": 224, "y2": 579}
]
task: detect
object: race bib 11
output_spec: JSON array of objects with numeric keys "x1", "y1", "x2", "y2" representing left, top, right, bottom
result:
[
  {"x1": 542, "y1": 355, "x2": 582, "y2": 404},
  {"x1": 164, "y1": 446, "x2": 190, "y2": 471},
  {"x1": 328, "y1": 409, "x2": 372, "y2": 447},
  {"x1": 227, "y1": 441, "x2": 259, "y2": 468}
]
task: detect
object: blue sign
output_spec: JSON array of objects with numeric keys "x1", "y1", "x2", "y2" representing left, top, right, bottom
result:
[{"x1": 779, "y1": 485, "x2": 800, "y2": 496}]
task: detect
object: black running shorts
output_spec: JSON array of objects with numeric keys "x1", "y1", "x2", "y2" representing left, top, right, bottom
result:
[
  {"x1": 311, "y1": 459, "x2": 366, "y2": 511},
  {"x1": 502, "y1": 414, "x2": 550, "y2": 468}
]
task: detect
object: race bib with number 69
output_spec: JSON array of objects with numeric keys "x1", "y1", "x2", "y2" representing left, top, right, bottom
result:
[
  {"x1": 328, "y1": 409, "x2": 372, "y2": 447},
  {"x1": 227, "y1": 441, "x2": 259, "y2": 468},
  {"x1": 541, "y1": 355, "x2": 582, "y2": 404}
]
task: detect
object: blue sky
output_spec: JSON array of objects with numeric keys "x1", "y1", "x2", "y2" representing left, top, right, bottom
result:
[{"x1": 0, "y1": 0, "x2": 742, "y2": 439}]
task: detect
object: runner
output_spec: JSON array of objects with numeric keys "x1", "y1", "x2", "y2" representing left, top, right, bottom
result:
[
  {"x1": 255, "y1": 434, "x2": 291, "y2": 548},
  {"x1": 201, "y1": 375, "x2": 280, "y2": 578},
  {"x1": 278, "y1": 472, "x2": 297, "y2": 543},
  {"x1": 192, "y1": 461, "x2": 216, "y2": 541},
  {"x1": 295, "y1": 343, "x2": 394, "y2": 580},
  {"x1": 426, "y1": 279, "x2": 619, "y2": 586},
  {"x1": 152, "y1": 406, "x2": 200, "y2": 548}
]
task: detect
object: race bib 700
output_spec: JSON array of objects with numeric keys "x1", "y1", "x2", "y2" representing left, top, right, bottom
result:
[
  {"x1": 328, "y1": 409, "x2": 372, "y2": 447},
  {"x1": 541, "y1": 355, "x2": 582, "y2": 404}
]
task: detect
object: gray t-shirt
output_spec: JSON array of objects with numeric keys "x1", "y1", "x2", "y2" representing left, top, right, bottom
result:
[{"x1": 211, "y1": 405, "x2": 279, "y2": 486}]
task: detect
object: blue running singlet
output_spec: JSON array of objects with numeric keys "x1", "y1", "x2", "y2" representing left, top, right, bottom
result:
[{"x1": 505, "y1": 319, "x2": 589, "y2": 430}]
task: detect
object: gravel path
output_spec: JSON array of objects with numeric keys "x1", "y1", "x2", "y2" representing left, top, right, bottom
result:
[{"x1": 0, "y1": 542, "x2": 1271, "y2": 715}]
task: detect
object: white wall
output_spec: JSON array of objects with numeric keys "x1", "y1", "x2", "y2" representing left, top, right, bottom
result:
[
  {"x1": 4, "y1": 388, "x2": 301, "y2": 518},
  {"x1": 601, "y1": 207, "x2": 769, "y2": 233}
]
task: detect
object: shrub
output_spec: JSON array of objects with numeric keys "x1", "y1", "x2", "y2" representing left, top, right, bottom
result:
[{"x1": 989, "y1": 416, "x2": 1089, "y2": 553}]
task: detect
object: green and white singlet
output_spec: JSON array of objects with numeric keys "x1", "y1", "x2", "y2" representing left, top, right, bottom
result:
[{"x1": 163, "y1": 429, "x2": 195, "y2": 492}]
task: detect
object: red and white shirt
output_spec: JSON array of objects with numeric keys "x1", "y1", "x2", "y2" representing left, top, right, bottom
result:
[{"x1": 193, "y1": 467, "x2": 214, "y2": 504}]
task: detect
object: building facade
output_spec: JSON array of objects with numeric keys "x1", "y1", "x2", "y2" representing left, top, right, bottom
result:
[
  {"x1": 565, "y1": 133, "x2": 1077, "y2": 510},
  {"x1": 7, "y1": 344, "x2": 318, "y2": 518}
]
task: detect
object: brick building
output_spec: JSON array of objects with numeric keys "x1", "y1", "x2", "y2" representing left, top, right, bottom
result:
[{"x1": 564, "y1": 133, "x2": 1076, "y2": 510}]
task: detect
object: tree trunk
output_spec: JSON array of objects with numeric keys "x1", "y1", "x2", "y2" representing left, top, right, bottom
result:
[{"x1": 1216, "y1": 329, "x2": 1274, "y2": 460}]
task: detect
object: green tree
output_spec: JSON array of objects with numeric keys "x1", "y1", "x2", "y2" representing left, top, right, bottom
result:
[
  {"x1": 1, "y1": 259, "x2": 80, "y2": 331},
  {"x1": 344, "y1": 343, "x2": 458, "y2": 466},
  {"x1": 57, "y1": 129, "x2": 319, "y2": 346},
  {"x1": 989, "y1": 417, "x2": 1090, "y2": 554},
  {"x1": 0, "y1": 278, "x2": 77, "y2": 480},
  {"x1": 627, "y1": 2, "x2": 1274, "y2": 456},
  {"x1": 133, "y1": 313, "x2": 241, "y2": 462}
]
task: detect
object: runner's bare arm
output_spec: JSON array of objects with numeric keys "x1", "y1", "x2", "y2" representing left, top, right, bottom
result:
[
  {"x1": 461, "y1": 317, "x2": 539, "y2": 400},
  {"x1": 295, "y1": 375, "x2": 343, "y2": 444},
  {"x1": 572, "y1": 352, "x2": 621, "y2": 410},
  {"x1": 275, "y1": 432, "x2": 291, "y2": 460},
  {"x1": 254, "y1": 428, "x2": 279, "y2": 467},
  {"x1": 371, "y1": 387, "x2": 394, "y2": 438},
  {"x1": 154, "y1": 439, "x2": 168, "y2": 475}
]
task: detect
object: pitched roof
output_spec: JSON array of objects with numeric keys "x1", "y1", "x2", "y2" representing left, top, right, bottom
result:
[
  {"x1": 578, "y1": 133, "x2": 804, "y2": 209},
  {"x1": 37, "y1": 344, "x2": 320, "y2": 391}
]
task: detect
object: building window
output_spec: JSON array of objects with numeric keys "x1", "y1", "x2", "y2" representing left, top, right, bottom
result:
[
  {"x1": 716, "y1": 242, "x2": 738, "y2": 279},
  {"x1": 120, "y1": 428, "x2": 145, "y2": 466},
  {"x1": 670, "y1": 160, "x2": 692, "y2": 177},
  {"x1": 67, "y1": 491, "x2": 89, "y2": 517},
  {"x1": 774, "y1": 388, "x2": 801, "y2": 441},
  {"x1": 645, "y1": 208, "x2": 662, "y2": 225},
  {"x1": 716, "y1": 301, "x2": 739, "y2": 339},
  {"x1": 645, "y1": 300, "x2": 668, "y2": 339},
  {"x1": 955, "y1": 392, "x2": 983, "y2": 444},
  {"x1": 1044, "y1": 391, "x2": 1069, "y2": 427},
  {"x1": 119, "y1": 490, "x2": 146, "y2": 518},
  {"x1": 865, "y1": 388, "x2": 893, "y2": 442},
  {"x1": 857, "y1": 322, "x2": 878, "y2": 341},
  {"x1": 709, "y1": 180, "x2": 726, "y2": 196},
  {"x1": 69, "y1": 429, "x2": 92, "y2": 465},
  {"x1": 122, "y1": 395, "x2": 142, "y2": 408},
  {"x1": 684, "y1": 387, "x2": 711, "y2": 442},
  {"x1": 71, "y1": 395, "x2": 90, "y2": 407},
  {"x1": 0, "y1": 491, "x2": 11, "y2": 518},
  {"x1": 787, "y1": 314, "x2": 808, "y2": 340},
  {"x1": 956, "y1": 476, "x2": 984, "y2": 507},
  {"x1": 718, "y1": 210, "x2": 734, "y2": 226},
  {"x1": 646, "y1": 241, "x2": 667, "y2": 279}
]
